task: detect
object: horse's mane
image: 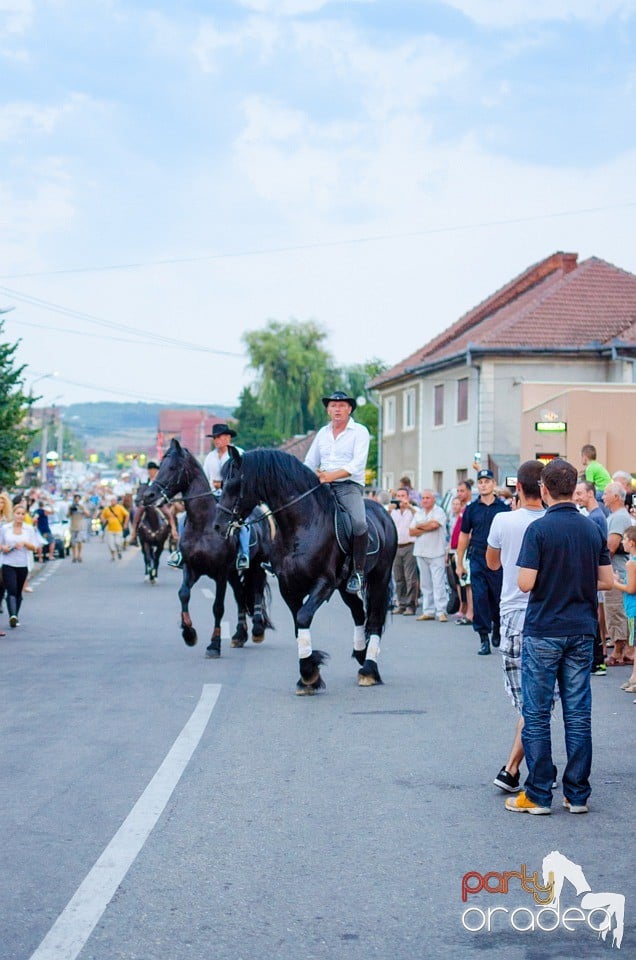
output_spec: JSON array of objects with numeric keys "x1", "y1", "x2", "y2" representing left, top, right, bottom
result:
[{"x1": 240, "y1": 448, "x2": 330, "y2": 506}]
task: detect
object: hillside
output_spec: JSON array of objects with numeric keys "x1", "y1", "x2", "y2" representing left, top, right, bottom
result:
[{"x1": 63, "y1": 402, "x2": 234, "y2": 455}]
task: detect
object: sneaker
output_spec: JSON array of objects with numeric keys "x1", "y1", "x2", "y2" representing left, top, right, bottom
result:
[
  {"x1": 416, "y1": 613, "x2": 435, "y2": 621},
  {"x1": 167, "y1": 551, "x2": 183, "y2": 569},
  {"x1": 9, "y1": 615, "x2": 18, "y2": 628},
  {"x1": 402, "y1": 608, "x2": 415, "y2": 616},
  {"x1": 505, "y1": 791, "x2": 551, "y2": 815},
  {"x1": 437, "y1": 613, "x2": 448, "y2": 622},
  {"x1": 563, "y1": 798, "x2": 589, "y2": 814},
  {"x1": 493, "y1": 766, "x2": 521, "y2": 793},
  {"x1": 591, "y1": 664, "x2": 607, "y2": 676}
]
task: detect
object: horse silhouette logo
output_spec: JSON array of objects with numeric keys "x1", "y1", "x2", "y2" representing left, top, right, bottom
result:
[{"x1": 542, "y1": 851, "x2": 625, "y2": 949}]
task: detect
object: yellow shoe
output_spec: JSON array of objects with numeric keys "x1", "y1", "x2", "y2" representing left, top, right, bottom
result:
[
  {"x1": 505, "y1": 790, "x2": 551, "y2": 815},
  {"x1": 416, "y1": 613, "x2": 435, "y2": 621}
]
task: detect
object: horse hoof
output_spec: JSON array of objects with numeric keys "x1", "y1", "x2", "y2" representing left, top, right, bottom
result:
[
  {"x1": 205, "y1": 646, "x2": 221, "y2": 659},
  {"x1": 358, "y1": 660, "x2": 383, "y2": 686},
  {"x1": 182, "y1": 626, "x2": 198, "y2": 647},
  {"x1": 251, "y1": 633, "x2": 265, "y2": 644},
  {"x1": 230, "y1": 637, "x2": 246, "y2": 648},
  {"x1": 295, "y1": 675, "x2": 326, "y2": 695}
]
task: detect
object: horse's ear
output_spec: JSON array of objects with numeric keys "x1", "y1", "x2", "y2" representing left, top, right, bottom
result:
[{"x1": 228, "y1": 445, "x2": 242, "y2": 467}]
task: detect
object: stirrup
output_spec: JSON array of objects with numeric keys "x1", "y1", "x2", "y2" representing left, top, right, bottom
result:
[
  {"x1": 236, "y1": 553, "x2": 249, "y2": 570},
  {"x1": 167, "y1": 550, "x2": 183, "y2": 568},
  {"x1": 346, "y1": 571, "x2": 364, "y2": 594}
]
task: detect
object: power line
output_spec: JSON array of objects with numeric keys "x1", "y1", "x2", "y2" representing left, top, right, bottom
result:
[
  {"x1": 0, "y1": 201, "x2": 634, "y2": 281},
  {"x1": 0, "y1": 285, "x2": 246, "y2": 358}
]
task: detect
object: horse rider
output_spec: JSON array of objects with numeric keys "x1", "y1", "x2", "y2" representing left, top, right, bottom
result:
[
  {"x1": 128, "y1": 461, "x2": 178, "y2": 546},
  {"x1": 304, "y1": 390, "x2": 370, "y2": 593},
  {"x1": 203, "y1": 422, "x2": 250, "y2": 571}
]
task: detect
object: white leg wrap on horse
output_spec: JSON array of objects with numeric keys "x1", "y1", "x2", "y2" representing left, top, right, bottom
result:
[
  {"x1": 366, "y1": 635, "x2": 380, "y2": 662},
  {"x1": 353, "y1": 625, "x2": 366, "y2": 651},
  {"x1": 297, "y1": 629, "x2": 312, "y2": 659}
]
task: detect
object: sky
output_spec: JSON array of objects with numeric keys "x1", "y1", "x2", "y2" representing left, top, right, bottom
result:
[{"x1": 1, "y1": 0, "x2": 635, "y2": 409}]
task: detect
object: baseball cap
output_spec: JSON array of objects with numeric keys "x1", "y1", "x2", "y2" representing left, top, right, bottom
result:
[{"x1": 477, "y1": 468, "x2": 494, "y2": 480}]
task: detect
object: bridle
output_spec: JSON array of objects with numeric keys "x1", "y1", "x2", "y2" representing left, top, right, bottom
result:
[{"x1": 215, "y1": 479, "x2": 321, "y2": 539}]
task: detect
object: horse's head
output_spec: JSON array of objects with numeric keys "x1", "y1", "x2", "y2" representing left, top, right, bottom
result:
[
  {"x1": 142, "y1": 439, "x2": 189, "y2": 507},
  {"x1": 214, "y1": 445, "x2": 256, "y2": 538}
]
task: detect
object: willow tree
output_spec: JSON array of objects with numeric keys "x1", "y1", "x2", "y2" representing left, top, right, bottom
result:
[
  {"x1": 243, "y1": 319, "x2": 332, "y2": 438},
  {"x1": 0, "y1": 319, "x2": 33, "y2": 488}
]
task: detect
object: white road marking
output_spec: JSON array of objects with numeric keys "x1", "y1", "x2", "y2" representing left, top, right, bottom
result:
[
  {"x1": 28, "y1": 684, "x2": 222, "y2": 960},
  {"x1": 201, "y1": 588, "x2": 214, "y2": 600}
]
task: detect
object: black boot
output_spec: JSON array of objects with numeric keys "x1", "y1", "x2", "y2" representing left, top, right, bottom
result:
[
  {"x1": 478, "y1": 633, "x2": 491, "y2": 656},
  {"x1": 346, "y1": 533, "x2": 368, "y2": 594}
]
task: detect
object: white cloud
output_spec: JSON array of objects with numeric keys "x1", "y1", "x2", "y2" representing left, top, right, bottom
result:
[
  {"x1": 193, "y1": 16, "x2": 281, "y2": 72},
  {"x1": 237, "y1": 0, "x2": 373, "y2": 15},
  {"x1": 0, "y1": 0, "x2": 33, "y2": 35},
  {"x1": 442, "y1": 0, "x2": 636, "y2": 27},
  {"x1": 0, "y1": 94, "x2": 87, "y2": 142}
]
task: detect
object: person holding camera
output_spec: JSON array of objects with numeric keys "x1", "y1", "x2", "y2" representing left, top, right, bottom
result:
[
  {"x1": 389, "y1": 488, "x2": 418, "y2": 615},
  {"x1": 68, "y1": 493, "x2": 90, "y2": 563}
]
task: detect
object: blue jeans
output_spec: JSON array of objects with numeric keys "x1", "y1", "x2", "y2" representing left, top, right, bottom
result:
[
  {"x1": 238, "y1": 524, "x2": 250, "y2": 557},
  {"x1": 521, "y1": 634, "x2": 594, "y2": 807}
]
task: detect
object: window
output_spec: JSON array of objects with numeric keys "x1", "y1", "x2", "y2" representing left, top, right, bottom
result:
[
  {"x1": 384, "y1": 396, "x2": 396, "y2": 434},
  {"x1": 456, "y1": 468, "x2": 467, "y2": 485},
  {"x1": 403, "y1": 388, "x2": 416, "y2": 430},
  {"x1": 457, "y1": 378, "x2": 468, "y2": 422},
  {"x1": 432, "y1": 471, "x2": 443, "y2": 495},
  {"x1": 434, "y1": 384, "x2": 444, "y2": 426}
]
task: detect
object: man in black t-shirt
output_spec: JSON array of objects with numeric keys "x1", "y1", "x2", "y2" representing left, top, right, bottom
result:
[
  {"x1": 456, "y1": 469, "x2": 509, "y2": 655},
  {"x1": 505, "y1": 458, "x2": 613, "y2": 816}
]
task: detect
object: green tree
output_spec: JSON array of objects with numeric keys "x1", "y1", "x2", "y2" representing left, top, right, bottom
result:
[
  {"x1": 0, "y1": 321, "x2": 34, "y2": 488},
  {"x1": 243, "y1": 319, "x2": 332, "y2": 439},
  {"x1": 232, "y1": 387, "x2": 281, "y2": 449}
]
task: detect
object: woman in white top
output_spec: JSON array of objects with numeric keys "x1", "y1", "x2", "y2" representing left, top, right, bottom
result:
[{"x1": 0, "y1": 503, "x2": 39, "y2": 628}]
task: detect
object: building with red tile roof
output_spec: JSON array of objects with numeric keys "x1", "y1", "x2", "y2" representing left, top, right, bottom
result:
[
  {"x1": 157, "y1": 410, "x2": 235, "y2": 460},
  {"x1": 370, "y1": 252, "x2": 636, "y2": 492}
]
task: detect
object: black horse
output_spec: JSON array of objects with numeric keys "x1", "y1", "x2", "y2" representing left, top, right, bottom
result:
[
  {"x1": 143, "y1": 439, "x2": 273, "y2": 658},
  {"x1": 137, "y1": 505, "x2": 171, "y2": 583},
  {"x1": 215, "y1": 447, "x2": 397, "y2": 694}
]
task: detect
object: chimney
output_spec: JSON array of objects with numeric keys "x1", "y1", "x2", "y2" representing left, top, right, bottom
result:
[{"x1": 559, "y1": 252, "x2": 578, "y2": 274}]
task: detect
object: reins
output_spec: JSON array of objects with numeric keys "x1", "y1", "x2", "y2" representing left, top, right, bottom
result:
[{"x1": 216, "y1": 483, "x2": 320, "y2": 526}]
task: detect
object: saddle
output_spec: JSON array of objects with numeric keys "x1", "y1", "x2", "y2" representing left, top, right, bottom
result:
[{"x1": 334, "y1": 503, "x2": 381, "y2": 557}]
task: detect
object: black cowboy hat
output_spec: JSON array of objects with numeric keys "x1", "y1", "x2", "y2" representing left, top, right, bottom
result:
[
  {"x1": 321, "y1": 390, "x2": 357, "y2": 411},
  {"x1": 206, "y1": 422, "x2": 237, "y2": 439},
  {"x1": 147, "y1": 461, "x2": 159, "y2": 470}
]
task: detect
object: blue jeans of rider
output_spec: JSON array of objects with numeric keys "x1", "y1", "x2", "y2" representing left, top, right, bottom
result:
[{"x1": 521, "y1": 634, "x2": 594, "y2": 808}]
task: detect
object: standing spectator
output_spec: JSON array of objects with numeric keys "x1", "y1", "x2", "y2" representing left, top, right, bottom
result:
[
  {"x1": 68, "y1": 494, "x2": 90, "y2": 563},
  {"x1": 399, "y1": 476, "x2": 421, "y2": 507},
  {"x1": 581, "y1": 444, "x2": 611, "y2": 500},
  {"x1": 505, "y1": 458, "x2": 613, "y2": 815},
  {"x1": 33, "y1": 499, "x2": 56, "y2": 562},
  {"x1": 611, "y1": 525, "x2": 636, "y2": 694},
  {"x1": 602, "y1": 482, "x2": 633, "y2": 666},
  {"x1": 456, "y1": 469, "x2": 509, "y2": 655},
  {"x1": 0, "y1": 502, "x2": 40, "y2": 628},
  {"x1": 453, "y1": 480, "x2": 474, "y2": 624},
  {"x1": 574, "y1": 480, "x2": 609, "y2": 675},
  {"x1": 389, "y1": 488, "x2": 418, "y2": 616},
  {"x1": 100, "y1": 495, "x2": 129, "y2": 561},
  {"x1": 411, "y1": 490, "x2": 449, "y2": 622},
  {"x1": 612, "y1": 471, "x2": 634, "y2": 511},
  {"x1": 447, "y1": 496, "x2": 469, "y2": 623},
  {"x1": 485, "y1": 460, "x2": 547, "y2": 793}
]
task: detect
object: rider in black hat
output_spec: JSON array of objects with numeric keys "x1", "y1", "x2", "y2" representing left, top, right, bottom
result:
[
  {"x1": 129, "y1": 459, "x2": 178, "y2": 546},
  {"x1": 304, "y1": 391, "x2": 370, "y2": 593}
]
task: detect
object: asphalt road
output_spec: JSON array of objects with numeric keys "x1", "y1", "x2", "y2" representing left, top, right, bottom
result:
[{"x1": 1, "y1": 536, "x2": 634, "y2": 960}]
